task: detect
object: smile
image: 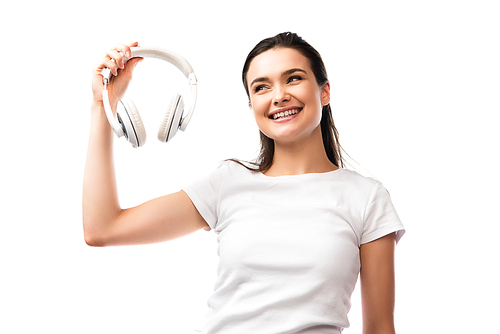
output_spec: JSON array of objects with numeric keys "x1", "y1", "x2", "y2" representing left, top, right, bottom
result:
[{"x1": 270, "y1": 108, "x2": 302, "y2": 120}]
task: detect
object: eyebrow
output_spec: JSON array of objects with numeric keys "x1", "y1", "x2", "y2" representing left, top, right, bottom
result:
[{"x1": 250, "y1": 68, "x2": 308, "y2": 88}]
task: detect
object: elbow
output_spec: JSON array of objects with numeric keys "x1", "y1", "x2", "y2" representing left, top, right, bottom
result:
[
  {"x1": 84, "y1": 233, "x2": 106, "y2": 247},
  {"x1": 83, "y1": 219, "x2": 109, "y2": 247},
  {"x1": 82, "y1": 208, "x2": 124, "y2": 247}
]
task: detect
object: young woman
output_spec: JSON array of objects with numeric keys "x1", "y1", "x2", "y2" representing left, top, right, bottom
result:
[{"x1": 84, "y1": 32, "x2": 404, "y2": 334}]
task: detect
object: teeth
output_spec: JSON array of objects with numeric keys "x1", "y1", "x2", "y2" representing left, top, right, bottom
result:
[{"x1": 272, "y1": 109, "x2": 299, "y2": 120}]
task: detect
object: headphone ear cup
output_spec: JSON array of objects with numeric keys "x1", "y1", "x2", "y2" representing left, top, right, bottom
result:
[
  {"x1": 158, "y1": 94, "x2": 184, "y2": 143},
  {"x1": 119, "y1": 98, "x2": 147, "y2": 148}
]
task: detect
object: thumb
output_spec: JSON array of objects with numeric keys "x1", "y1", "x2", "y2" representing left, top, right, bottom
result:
[{"x1": 123, "y1": 57, "x2": 143, "y2": 73}]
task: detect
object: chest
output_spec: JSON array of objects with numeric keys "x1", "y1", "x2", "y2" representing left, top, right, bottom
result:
[{"x1": 216, "y1": 200, "x2": 361, "y2": 282}]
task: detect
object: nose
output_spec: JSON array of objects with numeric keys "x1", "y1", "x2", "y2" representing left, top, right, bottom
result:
[{"x1": 273, "y1": 86, "x2": 291, "y2": 106}]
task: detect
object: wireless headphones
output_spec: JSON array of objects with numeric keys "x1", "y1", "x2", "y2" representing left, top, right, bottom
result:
[{"x1": 101, "y1": 46, "x2": 197, "y2": 148}]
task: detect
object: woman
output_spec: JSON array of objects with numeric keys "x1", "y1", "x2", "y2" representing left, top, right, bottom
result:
[{"x1": 84, "y1": 32, "x2": 404, "y2": 334}]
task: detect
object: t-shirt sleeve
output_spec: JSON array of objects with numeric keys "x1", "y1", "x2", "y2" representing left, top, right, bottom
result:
[
  {"x1": 361, "y1": 182, "x2": 405, "y2": 244},
  {"x1": 182, "y1": 165, "x2": 228, "y2": 230}
]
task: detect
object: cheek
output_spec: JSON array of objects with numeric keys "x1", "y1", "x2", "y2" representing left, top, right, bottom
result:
[
  {"x1": 251, "y1": 104, "x2": 273, "y2": 136},
  {"x1": 307, "y1": 89, "x2": 324, "y2": 114},
  {"x1": 250, "y1": 97, "x2": 269, "y2": 118},
  {"x1": 302, "y1": 93, "x2": 324, "y2": 127},
  {"x1": 253, "y1": 111, "x2": 268, "y2": 131}
]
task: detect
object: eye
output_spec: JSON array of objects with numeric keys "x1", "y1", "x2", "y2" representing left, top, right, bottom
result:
[
  {"x1": 253, "y1": 85, "x2": 267, "y2": 93},
  {"x1": 287, "y1": 75, "x2": 303, "y2": 83}
]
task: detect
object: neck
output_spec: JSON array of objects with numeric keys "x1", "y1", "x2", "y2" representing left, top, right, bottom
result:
[{"x1": 264, "y1": 126, "x2": 338, "y2": 176}]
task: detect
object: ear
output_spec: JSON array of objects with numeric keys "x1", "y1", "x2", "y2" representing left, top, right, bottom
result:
[
  {"x1": 321, "y1": 82, "x2": 331, "y2": 106},
  {"x1": 248, "y1": 102, "x2": 255, "y2": 118}
]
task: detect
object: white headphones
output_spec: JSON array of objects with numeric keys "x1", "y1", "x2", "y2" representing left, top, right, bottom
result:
[{"x1": 101, "y1": 46, "x2": 197, "y2": 148}]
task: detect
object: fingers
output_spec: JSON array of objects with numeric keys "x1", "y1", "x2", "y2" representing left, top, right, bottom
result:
[
  {"x1": 96, "y1": 41, "x2": 140, "y2": 77},
  {"x1": 115, "y1": 41, "x2": 138, "y2": 59}
]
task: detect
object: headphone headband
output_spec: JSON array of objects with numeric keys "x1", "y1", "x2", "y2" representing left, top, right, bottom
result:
[{"x1": 129, "y1": 47, "x2": 195, "y2": 79}]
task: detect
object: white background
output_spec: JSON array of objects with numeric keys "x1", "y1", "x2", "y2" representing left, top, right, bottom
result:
[{"x1": 1, "y1": 1, "x2": 499, "y2": 333}]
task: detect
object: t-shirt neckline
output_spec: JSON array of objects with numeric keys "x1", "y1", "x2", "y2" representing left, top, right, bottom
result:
[{"x1": 254, "y1": 167, "x2": 343, "y2": 180}]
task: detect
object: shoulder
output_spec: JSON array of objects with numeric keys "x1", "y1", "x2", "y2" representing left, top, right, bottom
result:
[
  {"x1": 219, "y1": 159, "x2": 261, "y2": 180},
  {"x1": 335, "y1": 168, "x2": 381, "y2": 196},
  {"x1": 183, "y1": 160, "x2": 256, "y2": 192},
  {"x1": 332, "y1": 169, "x2": 398, "y2": 216}
]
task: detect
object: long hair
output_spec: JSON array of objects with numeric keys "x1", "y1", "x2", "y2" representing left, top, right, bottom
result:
[{"x1": 235, "y1": 32, "x2": 344, "y2": 173}]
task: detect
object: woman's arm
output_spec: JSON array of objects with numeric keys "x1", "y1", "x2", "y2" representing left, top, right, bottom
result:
[
  {"x1": 359, "y1": 232, "x2": 397, "y2": 334},
  {"x1": 83, "y1": 42, "x2": 208, "y2": 247}
]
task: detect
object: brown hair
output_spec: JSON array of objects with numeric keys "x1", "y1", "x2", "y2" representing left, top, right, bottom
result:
[{"x1": 234, "y1": 32, "x2": 344, "y2": 172}]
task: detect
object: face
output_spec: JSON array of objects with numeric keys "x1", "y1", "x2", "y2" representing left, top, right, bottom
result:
[{"x1": 246, "y1": 48, "x2": 330, "y2": 145}]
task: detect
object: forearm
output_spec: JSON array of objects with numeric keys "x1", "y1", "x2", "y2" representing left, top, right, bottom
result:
[{"x1": 82, "y1": 101, "x2": 121, "y2": 245}]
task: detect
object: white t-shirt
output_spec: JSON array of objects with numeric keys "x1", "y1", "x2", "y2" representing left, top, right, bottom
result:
[{"x1": 183, "y1": 162, "x2": 404, "y2": 334}]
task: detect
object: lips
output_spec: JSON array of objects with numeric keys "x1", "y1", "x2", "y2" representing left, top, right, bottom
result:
[{"x1": 268, "y1": 107, "x2": 303, "y2": 120}]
